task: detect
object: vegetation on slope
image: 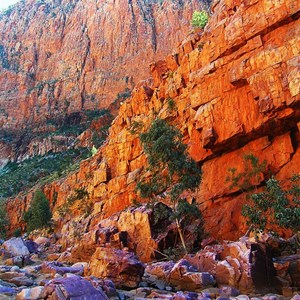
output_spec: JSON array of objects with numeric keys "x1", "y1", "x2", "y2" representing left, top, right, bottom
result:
[
  {"x1": 227, "y1": 154, "x2": 300, "y2": 235},
  {"x1": 136, "y1": 118, "x2": 203, "y2": 254},
  {"x1": 0, "y1": 147, "x2": 90, "y2": 199},
  {"x1": 23, "y1": 190, "x2": 52, "y2": 232}
]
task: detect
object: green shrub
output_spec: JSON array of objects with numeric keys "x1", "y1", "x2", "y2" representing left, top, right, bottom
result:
[
  {"x1": 0, "y1": 148, "x2": 90, "y2": 198},
  {"x1": 191, "y1": 10, "x2": 209, "y2": 29},
  {"x1": 243, "y1": 175, "x2": 300, "y2": 234},
  {"x1": 13, "y1": 228, "x2": 21, "y2": 237},
  {"x1": 23, "y1": 190, "x2": 52, "y2": 232},
  {"x1": 226, "y1": 153, "x2": 267, "y2": 192},
  {"x1": 0, "y1": 204, "x2": 8, "y2": 239},
  {"x1": 167, "y1": 97, "x2": 176, "y2": 112},
  {"x1": 227, "y1": 154, "x2": 300, "y2": 235},
  {"x1": 57, "y1": 187, "x2": 91, "y2": 218},
  {"x1": 129, "y1": 120, "x2": 144, "y2": 135},
  {"x1": 137, "y1": 118, "x2": 202, "y2": 253}
]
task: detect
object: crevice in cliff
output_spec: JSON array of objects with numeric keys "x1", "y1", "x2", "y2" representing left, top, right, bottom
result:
[
  {"x1": 289, "y1": 127, "x2": 300, "y2": 158},
  {"x1": 60, "y1": 12, "x2": 67, "y2": 39},
  {"x1": 79, "y1": 28, "x2": 91, "y2": 110},
  {"x1": 260, "y1": 10, "x2": 300, "y2": 43},
  {"x1": 128, "y1": 0, "x2": 139, "y2": 47},
  {"x1": 217, "y1": 112, "x2": 300, "y2": 156},
  {"x1": 136, "y1": 0, "x2": 157, "y2": 52},
  {"x1": 194, "y1": 109, "x2": 300, "y2": 170}
]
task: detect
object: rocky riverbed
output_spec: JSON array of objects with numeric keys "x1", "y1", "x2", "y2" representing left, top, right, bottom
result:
[{"x1": 0, "y1": 234, "x2": 299, "y2": 299}]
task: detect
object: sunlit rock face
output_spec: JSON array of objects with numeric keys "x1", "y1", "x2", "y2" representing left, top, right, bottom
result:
[
  {"x1": 5, "y1": 0, "x2": 300, "y2": 250},
  {"x1": 0, "y1": 0, "x2": 209, "y2": 130}
]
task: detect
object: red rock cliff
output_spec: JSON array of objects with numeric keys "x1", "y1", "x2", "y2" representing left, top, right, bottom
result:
[
  {"x1": 6, "y1": 0, "x2": 300, "y2": 256},
  {"x1": 0, "y1": 0, "x2": 208, "y2": 130}
]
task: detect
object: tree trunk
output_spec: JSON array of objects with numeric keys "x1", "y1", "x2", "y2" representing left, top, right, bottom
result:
[{"x1": 176, "y1": 218, "x2": 187, "y2": 254}]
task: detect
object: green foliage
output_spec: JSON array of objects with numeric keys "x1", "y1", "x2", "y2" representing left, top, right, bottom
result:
[
  {"x1": 243, "y1": 176, "x2": 300, "y2": 234},
  {"x1": 167, "y1": 98, "x2": 176, "y2": 112},
  {"x1": 0, "y1": 148, "x2": 90, "y2": 199},
  {"x1": 117, "y1": 88, "x2": 131, "y2": 99},
  {"x1": 57, "y1": 187, "x2": 91, "y2": 218},
  {"x1": 226, "y1": 153, "x2": 267, "y2": 191},
  {"x1": 163, "y1": 246, "x2": 185, "y2": 261},
  {"x1": 129, "y1": 120, "x2": 144, "y2": 135},
  {"x1": 191, "y1": 10, "x2": 209, "y2": 29},
  {"x1": 137, "y1": 118, "x2": 202, "y2": 252},
  {"x1": 175, "y1": 198, "x2": 202, "y2": 221},
  {"x1": 153, "y1": 202, "x2": 171, "y2": 225},
  {"x1": 50, "y1": 109, "x2": 110, "y2": 137},
  {"x1": 13, "y1": 228, "x2": 22, "y2": 237},
  {"x1": 23, "y1": 190, "x2": 52, "y2": 232},
  {"x1": 137, "y1": 118, "x2": 201, "y2": 201},
  {"x1": 83, "y1": 109, "x2": 111, "y2": 122},
  {"x1": 132, "y1": 198, "x2": 143, "y2": 208},
  {"x1": 91, "y1": 123, "x2": 111, "y2": 148},
  {"x1": 0, "y1": 108, "x2": 112, "y2": 200},
  {"x1": 91, "y1": 146, "x2": 97, "y2": 156},
  {"x1": 227, "y1": 154, "x2": 300, "y2": 235},
  {"x1": 0, "y1": 203, "x2": 9, "y2": 239}
]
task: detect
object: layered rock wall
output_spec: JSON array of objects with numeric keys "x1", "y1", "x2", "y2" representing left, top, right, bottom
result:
[
  {"x1": 6, "y1": 0, "x2": 300, "y2": 254},
  {"x1": 0, "y1": 0, "x2": 208, "y2": 130}
]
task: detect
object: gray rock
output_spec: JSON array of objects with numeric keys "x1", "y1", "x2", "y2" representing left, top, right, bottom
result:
[
  {"x1": 24, "y1": 240, "x2": 39, "y2": 254},
  {"x1": 237, "y1": 296, "x2": 250, "y2": 300},
  {"x1": 155, "y1": 279, "x2": 166, "y2": 290},
  {"x1": 0, "y1": 285, "x2": 16, "y2": 296},
  {"x1": 44, "y1": 276, "x2": 108, "y2": 299},
  {"x1": 2, "y1": 238, "x2": 30, "y2": 257},
  {"x1": 261, "y1": 294, "x2": 284, "y2": 300},
  {"x1": 220, "y1": 286, "x2": 240, "y2": 297},
  {"x1": 9, "y1": 276, "x2": 34, "y2": 287},
  {"x1": 16, "y1": 286, "x2": 45, "y2": 300},
  {"x1": 138, "y1": 281, "x2": 148, "y2": 287}
]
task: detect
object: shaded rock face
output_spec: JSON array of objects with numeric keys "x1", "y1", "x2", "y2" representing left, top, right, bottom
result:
[
  {"x1": 5, "y1": 0, "x2": 300, "y2": 248},
  {"x1": 185, "y1": 239, "x2": 279, "y2": 294},
  {"x1": 0, "y1": 0, "x2": 208, "y2": 131}
]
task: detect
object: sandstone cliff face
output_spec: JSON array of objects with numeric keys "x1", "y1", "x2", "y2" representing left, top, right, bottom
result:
[
  {"x1": 6, "y1": 0, "x2": 300, "y2": 261},
  {"x1": 0, "y1": 0, "x2": 208, "y2": 131}
]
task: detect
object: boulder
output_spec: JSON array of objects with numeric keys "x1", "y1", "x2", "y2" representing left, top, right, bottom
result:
[
  {"x1": 89, "y1": 247, "x2": 145, "y2": 288},
  {"x1": 16, "y1": 286, "x2": 45, "y2": 300},
  {"x1": 7, "y1": 276, "x2": 34, "y2": 287},
  {"x1": 24, "y1": 240, "x2": 39, "y2": 254},
  {"x1": 2, "y1": 238, "x2": 30, "y2": 257},
  {"x1": 144, "y1": 260, "x2": 215, "y2": 291},
  {"x1": 44, "y1": 276, "x2": 108, "y2": 299},
  {"x1": 169, "y1": 259, "x2": 215, "y2": 291},
  {"x1": 34, "y1": 237, "x2": 50, "y2": 247},
  {"x1": 145, "y1": 261, "x2": 175, "y2": 279},
  {"x1": 0, "y1": 285, "x2": 17, "y2": 296},
  {"x1": 89, "y1": 277, "x2": 118, "y2": 298},
  {"x1": 0, "y1": 271, "x2": 22, "y2": 281},
  {"x1": 41, "y1": 261, "x2": 84, "y2": 277},
  {"x1": 184, "y1": 238, "x2": 285, "y2": 293}
]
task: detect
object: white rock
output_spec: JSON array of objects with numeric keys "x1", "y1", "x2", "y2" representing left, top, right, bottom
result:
[
  {"x1": 3, "y1": 238, "x2": 30, "y2": 257},
  {"x1": 16, "y1": 286, "x2": 45, "y2": 300}
]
